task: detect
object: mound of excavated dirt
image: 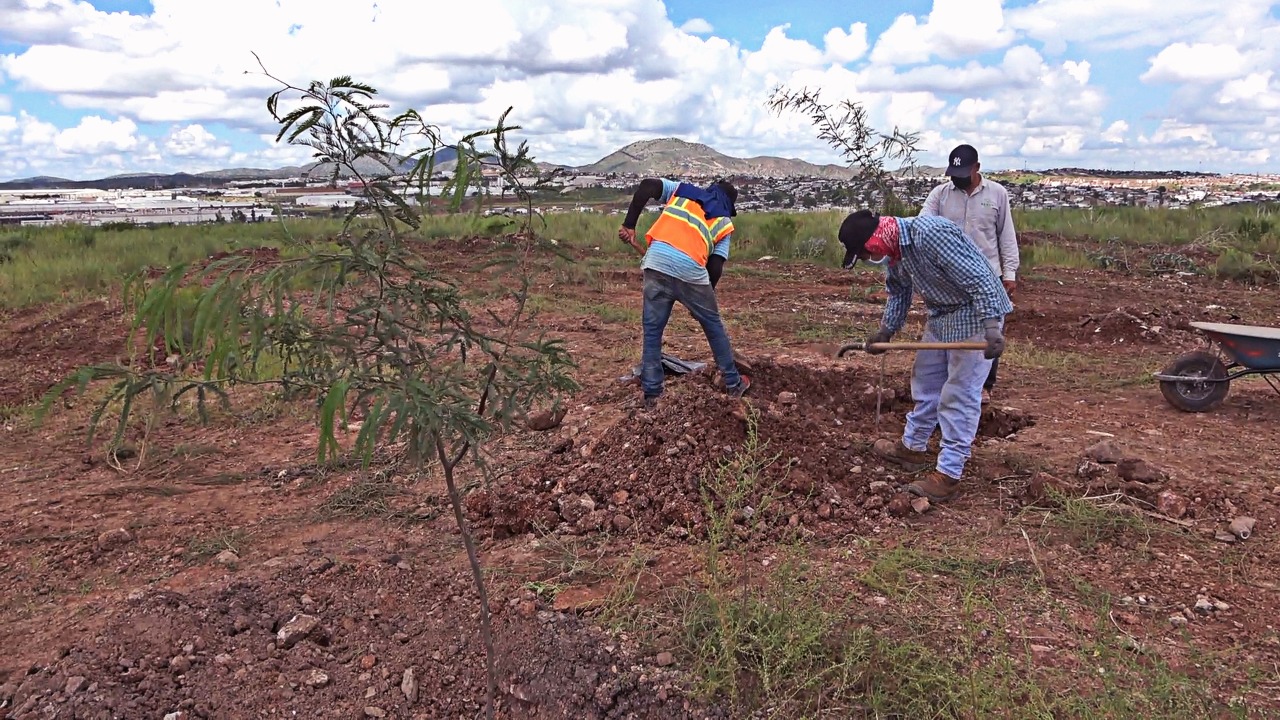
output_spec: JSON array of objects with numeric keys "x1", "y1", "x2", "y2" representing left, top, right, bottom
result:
[
  {"x1": 1076, "y1": 306, "x2": 1197, "y2": 346},
  {"x1": 0, "y1": 556, "x2": 717, "y2": 720},
  {"x1": 470, "y1": 358, "x2": 1033, "y2": 542}
]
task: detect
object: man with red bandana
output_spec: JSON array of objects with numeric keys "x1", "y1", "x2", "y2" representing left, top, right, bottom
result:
[{"x1": 838, "y1": 209, "x2": 1012, "y2": 503}]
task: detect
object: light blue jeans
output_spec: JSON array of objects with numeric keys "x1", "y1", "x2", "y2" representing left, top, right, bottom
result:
[
  {"x1": 641, "y1": 269, "x2": 743, "y2": 398},
  {"x1": 901, "y1": 326, "x2": 993, "y2": 480}
]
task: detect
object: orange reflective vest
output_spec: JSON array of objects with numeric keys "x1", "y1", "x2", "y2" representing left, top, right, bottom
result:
[{"x1": 644, "y1": 196, "x2": 734, "y2": 267}]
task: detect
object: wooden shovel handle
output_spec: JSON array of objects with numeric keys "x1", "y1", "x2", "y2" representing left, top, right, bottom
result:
[
  {"x1": 872, "y1": 342, "x2": 988, "y2": 350},
  {"x1": 838, "y1": 341, "x2": 989, "y2": 357}
]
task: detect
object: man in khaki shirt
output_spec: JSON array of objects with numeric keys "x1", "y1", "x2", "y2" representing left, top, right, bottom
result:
[{"x1": 919, "y1": 144, "x2": 1019, "y2": 402}]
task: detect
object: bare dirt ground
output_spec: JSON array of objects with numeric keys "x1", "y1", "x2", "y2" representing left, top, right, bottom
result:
[{"x1": 3, "y1": 234, "x2": 1280, "y2": 718}]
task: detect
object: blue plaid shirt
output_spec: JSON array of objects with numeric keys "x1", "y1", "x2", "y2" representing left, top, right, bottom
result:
[{"x1": 880, "y1": 215, "x2": 1012, "y2": 342}]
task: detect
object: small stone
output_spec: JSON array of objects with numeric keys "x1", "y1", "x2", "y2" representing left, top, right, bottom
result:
[
  {"x1": 169, "y1": 655, "x2": 192, "y2": 675},
  {"x1": 163, "y1": 713, "x2": 187, "y2": 720},
  {"x1": 1229, "y1": 517, "x2": 1256, "y2": 541},
  {"x1": 868, "y1": 481, "x2": 890, "y2": 494},
  {"x1": 611, "y1": 490, "x2": 629, "y2": 506},
  {"x1": 300, "y1": 595, "x2": 315, "y2": 608},
  {"x1": 64, "y1": 676, "x2": 88, "y2": 694},
  {"x1": 655, "y1": 652, "x2": 675, "y2": 667},
  {"x1": 305, "y1": 669, "x2": 330, "y2": 688},
  {"x1": 360, "y1": 654, "x2": 377, "y2": 670},
  {"x1": 910, "y1": 497, "x2": 931, "y2": 514},
  {"x1": 1118, "y1": 458, "x2": 1166, "y2": 484},
  {"x1": 1076, "y1": 459, "x2": 1108, "y2": 480},
  {"x1": 611, "y1": 514, "x2": 633, "y2": 533},
  {"x1": 214, "y1": 654, "x2": 233, "y2": 666},
  {"x1": 817, "y1": 504, "x2": 832, "y2": 520},
  {"x1": 276, "y1": 614, "x2": 321, "y2": 649},
  {"x1": 887, "y1": 494, "x2": 913, "y2": 518},
  {"x1": 401, "y1": 668, "x2": 419, "y2": 703},
  {"x1": 526, "y1": 406, "x2": 566, "y2": 432},
  {"x1": 777, "y1": 391, "x2": 798, "y2": 405},
  {"x1": 364, "y1": 708, "x2": 386, "y2": 719},
  {"x1": 1194, "y1": 596, "x2": 1215, "y2": 614},
  {"x1": 1155, "y1": 491, "x2": 1188, "y2": 519},
  {"x1": 558, "y1": 494, "x2": 596, "y2": 524},
  {"x1": 1169, "y1": 615, "x2": 1188, "y2": 628},
  {"x1": 1214, "y1": 600, "x2": 1231, "y2": 612},
  {"x1": 1085, "y1": 440, "x2": 1125, "y2": 464},
  {"x1": 97, "y1": 528, "x2": 133, "y2": 550},
  {"x1": 214, "y1": 550, "x2": 239, "y2": 566}
]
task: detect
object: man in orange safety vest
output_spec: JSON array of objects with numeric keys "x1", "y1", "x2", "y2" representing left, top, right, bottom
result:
[{"x1": 618, "y1": 177, "x2": 751, "y2": 408}]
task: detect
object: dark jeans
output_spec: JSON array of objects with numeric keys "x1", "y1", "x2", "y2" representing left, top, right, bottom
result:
[
  {"x1": 985, "y1": 357, "x2": 999, "y2": 390},
  {"x1": 641, "y1": 269, "x2": 742, "y2": 398}
]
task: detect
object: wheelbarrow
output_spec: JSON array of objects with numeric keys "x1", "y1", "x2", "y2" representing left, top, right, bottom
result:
[{"x1": 1153, "y1": 321, "x2": 1280, "y2": 412}]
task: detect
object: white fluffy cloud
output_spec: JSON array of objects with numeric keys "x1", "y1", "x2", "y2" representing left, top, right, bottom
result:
[
  {"x1": 1142, "y1": 43, "x2": 1248, "y2": 84},
  {"x1": 871, "y1": 0, "x2": 1015, "y2": 65},
  {"x1": 680, "y1": 18, "x2": 714, "y2": 35},
  {"x1": 0, "y1": 0, "x2": 1278, "y2": 180}
]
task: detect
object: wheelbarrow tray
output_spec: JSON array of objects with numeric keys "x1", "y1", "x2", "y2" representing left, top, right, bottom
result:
[{"x1": 1187, "y1": 322, "x2": 1280, "y2": 371}]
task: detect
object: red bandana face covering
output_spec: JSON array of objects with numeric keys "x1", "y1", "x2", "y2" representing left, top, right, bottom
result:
[{"x1": 863, "y1": 216, "x2": 901, "y2": 261}]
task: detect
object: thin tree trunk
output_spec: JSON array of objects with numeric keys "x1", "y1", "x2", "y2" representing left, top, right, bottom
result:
[{"x1": 436, "y1": 436, "x2": 497, "y2": 720}]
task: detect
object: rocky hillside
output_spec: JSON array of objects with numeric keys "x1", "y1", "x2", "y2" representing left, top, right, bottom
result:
[{"x1": 576, "y1": 138, "x2": 862, "y2": 179}]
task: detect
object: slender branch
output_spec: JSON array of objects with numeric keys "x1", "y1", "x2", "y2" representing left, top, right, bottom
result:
[{"x1": 433, "y1": 428, "x2": 497, "y2": 720}]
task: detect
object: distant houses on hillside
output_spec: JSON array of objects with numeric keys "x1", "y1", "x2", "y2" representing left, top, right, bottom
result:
[{"x1": 2, "y1": 168, "x2": 1277, "y2": 227}]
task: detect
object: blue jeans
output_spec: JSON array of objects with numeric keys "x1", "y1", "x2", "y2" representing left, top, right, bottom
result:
[
  {"x1": 901, "y1": 326, "x2": 993, "y2": 480},
  {"x1": 641, "y1": 269, "x2": 742, "y2": 398}
]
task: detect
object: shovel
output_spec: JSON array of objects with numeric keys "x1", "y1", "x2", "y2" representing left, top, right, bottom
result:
[{"x1": 836, "y1": 341, "x2": 987, "y2": 357}]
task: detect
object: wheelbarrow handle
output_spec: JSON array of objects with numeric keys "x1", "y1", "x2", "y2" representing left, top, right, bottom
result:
[{"x1": 837, "y1": 341, "x2": 989, "y2": 357}]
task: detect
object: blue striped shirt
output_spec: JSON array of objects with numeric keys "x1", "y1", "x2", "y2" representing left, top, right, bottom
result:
[
  {"x1": 641, "y1": 178, "x2": 731, "y2": 285},
  {"x1": 880, "y1": 215, "x2": 1012, "y2": 342}
]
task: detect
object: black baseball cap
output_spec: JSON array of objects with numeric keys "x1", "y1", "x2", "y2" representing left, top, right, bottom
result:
[
  {"x1": 838, "y1": 210, "x2": 878, "y2": 269},
  {"x1": 945, "y1": 144, "x2": 979, "y2": 177}
]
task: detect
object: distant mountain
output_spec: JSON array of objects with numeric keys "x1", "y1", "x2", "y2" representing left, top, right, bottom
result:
[
  {"x1": 577, "y1": 138, "x2": 861, "y2": 179},
  {"x1": 6, "y1": 175, "x2": 74, "y2": 184}
]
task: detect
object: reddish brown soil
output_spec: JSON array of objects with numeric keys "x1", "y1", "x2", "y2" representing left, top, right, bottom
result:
[{"x1": 3, "y1": 239, "x2": 1280, "y2": 718}]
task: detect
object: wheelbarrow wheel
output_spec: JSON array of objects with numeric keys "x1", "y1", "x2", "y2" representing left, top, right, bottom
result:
[{"x1": 1159, "y1": 350, "x2": 1229, "y2": 412}]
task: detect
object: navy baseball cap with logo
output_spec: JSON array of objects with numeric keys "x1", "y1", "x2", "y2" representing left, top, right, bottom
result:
[{"x1": 945, "y1": 144, "x2": 979, "y2": 177}]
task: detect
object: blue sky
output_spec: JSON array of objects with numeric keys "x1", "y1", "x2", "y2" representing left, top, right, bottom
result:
[{"x1": 0, "y1": 0, "x2": 1277, "y2": 180}]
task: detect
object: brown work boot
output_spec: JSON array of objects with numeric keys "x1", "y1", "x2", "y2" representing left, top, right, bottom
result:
[
  {"x1": 871, "y1": 439, "x2": 934, "y2": 472},
  {"x1": 906, "y1": 471, "x2": 962, "y2": 503}
]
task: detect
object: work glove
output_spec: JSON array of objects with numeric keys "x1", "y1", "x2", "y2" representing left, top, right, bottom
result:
[
  {"x1": 983, "y1": 319, "x2": 1005, "y2": 360},
  {"x1": 864, "y1": 327, "x2": 893, "y2": 355}
]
